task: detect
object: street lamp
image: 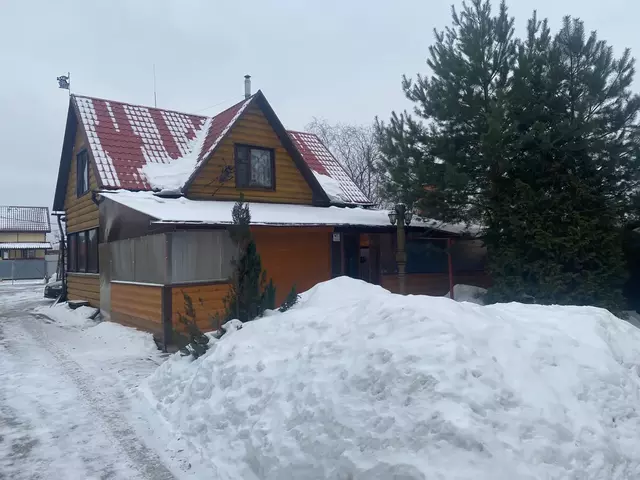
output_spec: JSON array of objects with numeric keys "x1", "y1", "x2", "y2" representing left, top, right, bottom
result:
[{"x1": 389, "y1": 203, "x2": 413, "y2": 294}]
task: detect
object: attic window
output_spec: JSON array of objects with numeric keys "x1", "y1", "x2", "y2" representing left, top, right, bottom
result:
[
  {"x1": 235, "y1": 145, "x2": 275, "y2": 189},
  {"x1": 76, "y1": 150, "x2": 90, "y2": 196}
]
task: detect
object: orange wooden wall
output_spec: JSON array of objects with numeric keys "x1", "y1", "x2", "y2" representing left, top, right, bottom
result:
[
  {"x1": 252, "y1": 226, "x2": 332, "y2": 305},
  {"x1": 110, "y1": 282, "x2": 162, "y2": 333},
  {"x1": 171, "y1": 283, "x2": 230, "y2": 333}
]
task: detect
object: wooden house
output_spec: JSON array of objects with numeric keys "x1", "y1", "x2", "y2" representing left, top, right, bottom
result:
[
  {"x1": 52, "y1": 87, "x2": 488, "y2": 348},
  {"x1": 0, "y1": 206, "x2": 52, "y2": 280}
]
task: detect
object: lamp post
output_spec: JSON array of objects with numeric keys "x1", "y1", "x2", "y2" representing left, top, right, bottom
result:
[{"x1": 388, "y1": 203, "x2": 413, "y2": 294}]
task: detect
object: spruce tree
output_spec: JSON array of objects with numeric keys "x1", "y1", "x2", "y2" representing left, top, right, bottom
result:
[
  {"x1": 223, "y1": 198, "x2": 276, "y2": 322},
  {"x1": 377, "y1": 0, "x2": 640, "y2": 310}
]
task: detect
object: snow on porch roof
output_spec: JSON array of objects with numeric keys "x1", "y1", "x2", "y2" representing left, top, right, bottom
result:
[
  {"x1": 99, "y1": 190, "x2": 477, "y2": 235},
  {"x1": 72, "y1": 94, "x2": 370, "y2": 205}
]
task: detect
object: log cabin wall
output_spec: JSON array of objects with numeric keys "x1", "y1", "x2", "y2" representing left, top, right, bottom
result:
[
  {"x1": 64, "y1": 124, "x2": 99, "y2": 234},
  {"x1": 171, "y1": 282, "x2": 231, "y2": 333},
  {"x1": 252, "y1": 226, "x2": 332, "y2": 305},
  {"x1": 110, "y1": 282, "x2": 163, "y2": 334},
  {"x1": 67, "y1": 273, "x2": 101, "y2": 306},
  {"x1": 64, "y1": 123, "x2": 100, "y2": 305},
  {"x1": 186, "y1": 104, "x2": 314, "y2": 204}
]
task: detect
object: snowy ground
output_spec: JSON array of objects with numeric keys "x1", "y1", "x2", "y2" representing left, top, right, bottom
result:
[
  {"x1": 146, "y1": 277, "x2": 640, "y2": 480},
  {"x1": 0, "y1": 282, "x2": 212, "y2": 479}
]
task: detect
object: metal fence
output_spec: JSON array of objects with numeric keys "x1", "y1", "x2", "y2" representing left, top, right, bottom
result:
[{"x1": 0, "y1": 259, "x2": 47, "y2": 280}]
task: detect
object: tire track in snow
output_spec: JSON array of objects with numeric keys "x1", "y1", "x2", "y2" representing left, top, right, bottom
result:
[{"x1": 20, "y1": 316, "x2": 176, "y2": 480}]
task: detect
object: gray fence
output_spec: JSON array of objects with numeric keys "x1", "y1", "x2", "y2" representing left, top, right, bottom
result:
[
  {"x1": 108, "y1": 230, "x2": 235, "y2": 285},
  {"x1": 0, "y1": 259, "x2": 47, "y2": 280}
]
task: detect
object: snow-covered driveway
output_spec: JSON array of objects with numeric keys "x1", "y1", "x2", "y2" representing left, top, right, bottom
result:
[{"x1": 0, "y1": 282, "x2": 187, "y2": 480}]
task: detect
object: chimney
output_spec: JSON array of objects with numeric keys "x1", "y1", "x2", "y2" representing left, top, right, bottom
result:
[{"x1": 244, "y1": 74, "x2": 251, "y2": 99}]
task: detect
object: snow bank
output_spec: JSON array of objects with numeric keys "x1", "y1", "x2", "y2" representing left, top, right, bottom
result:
[
  {"x1": 445, "y1": 283, "x2": 487, "y2": 305},
  {"x1": 35, "y1": 303, "x2": 99, "y2": 328},
  {"x1": 143, "y1": 277, "x2": 640, "y2": 479}
]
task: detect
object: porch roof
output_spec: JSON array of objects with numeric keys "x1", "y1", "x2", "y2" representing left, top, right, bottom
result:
[{"x1": 99, "y1": 190, "x2": 479, "y2": 236}]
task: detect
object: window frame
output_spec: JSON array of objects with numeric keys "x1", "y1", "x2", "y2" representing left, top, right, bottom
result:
[
  {"x1": 76, "y1": 150, "x2": 90, "y2": 197},
  {"x1": 67, "y1": 228, "x2": 99, "y2": 274},
  {"x1": 234, "y1": 144, "x2": 276, "y2": 190}
]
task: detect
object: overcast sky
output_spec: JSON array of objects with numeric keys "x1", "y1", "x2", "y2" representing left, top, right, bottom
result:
[{"x1": 0, "y1": 0, "x2": 637, "y2": 210}]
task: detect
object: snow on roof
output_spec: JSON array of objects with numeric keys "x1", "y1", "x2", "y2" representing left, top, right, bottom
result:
[
  {"x1": 99, "y1": 190, "x2": 476, "y2": 234},
  {"x1": 288, "y1": 131, "x2": 371, "y2": 205},
  {"x1": 74, "y1": 95, "x2": 207, "y2": 190},
  {"x1": 0, "y1": 242, "x2": 52, "y2": 249},
  {"x1": 0, "y1": 206, "x2": 50, "y2": 232},
  {"x1": 140, "y1": 117, "x2": 214, "y2": 191},
  {"x1": 72, "y1": 95, "x2": 370, "y2": 204}
]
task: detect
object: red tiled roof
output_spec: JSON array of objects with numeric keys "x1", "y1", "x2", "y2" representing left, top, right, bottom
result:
[
  {"x1": 288, "y1": 131, "x2": 371, "y2": 204},
  {"x1": 72, "y1": 95, "x2": 371, "y2": 204}
]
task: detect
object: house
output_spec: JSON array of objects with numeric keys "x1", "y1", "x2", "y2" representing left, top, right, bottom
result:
[
  {"x1": 0, "y1": 206, "x2": 52, "y2": 280},
  {"x1": 52, "y1": 84, "x2": 488, "y2": 347}
]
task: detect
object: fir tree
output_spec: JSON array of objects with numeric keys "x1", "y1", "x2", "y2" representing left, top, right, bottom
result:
[
  {"x1": 377, "y1": 0, "x2": 640, "y2": 310},
  {"x1": 223, "y1": 197, "x2": 276, "y2": 322},
  {"x1": 175, "y1": 292, "x2": 210, "y2": 359}
]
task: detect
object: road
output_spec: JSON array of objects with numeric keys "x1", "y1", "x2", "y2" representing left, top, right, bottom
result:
[{"x1": 0, "y1": 281, "x2": 185, "y2": 480}]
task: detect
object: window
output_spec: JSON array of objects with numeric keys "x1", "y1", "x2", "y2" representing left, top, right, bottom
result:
[
  {"x1": 68, "y1": 234, "x2": 77, "y2": 272},
  {"x1": 1, "y1": 251, "x2": 7, "y2": 260},
  {"x1": 76, "y1": 150, "x2": 90, "y2": 196},
  {"x1": 77, "y1": 232, "x2": 87, "y2": 272},
  {"x1": 235, "y1": 145, "x2": 274, "y2": 189},
  {"x1": 67, "y1": 228, "x2": 99, "y2": 273},
  {"x1": 87, "y1": 229, "x2": 99, "y2": 273},
  {"x1": 25, "y1": 250, "x2": 36, "y2": 259}
]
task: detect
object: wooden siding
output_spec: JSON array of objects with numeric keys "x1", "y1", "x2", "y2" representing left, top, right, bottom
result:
[
  {"x1": 67, "y1": 273, "x2": 100, "y2": 306},
  {"x1": 253, "y1": 227, "x2": 332, "y2": 305},
  {"x1": 111, "y1": 282, "x2": 163, "y2": 333},
  {"x1": 0, "y1": 233, "x2": 46, "y2": 242},
  {"x1": 171, "y1": 283, "x2": 230, "y2": 333},
  {"x1": 64, "y1": 123, "x2": 99, "y2": 233},
  {"x1": 187, "y1": 105, "x2": 314, "y2": 204},
  {"x1": 381, "y1": 272, "x2": 492, "y2": 296}
]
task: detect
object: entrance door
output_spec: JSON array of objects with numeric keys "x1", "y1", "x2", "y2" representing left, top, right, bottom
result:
[{"x1": 343, "y1": 233, "x2": 360, "y2": 279}]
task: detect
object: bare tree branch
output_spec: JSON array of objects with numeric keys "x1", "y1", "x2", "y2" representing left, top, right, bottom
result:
[{"x1": 306, "y1": 117, "x2": 383, "y2": 205}]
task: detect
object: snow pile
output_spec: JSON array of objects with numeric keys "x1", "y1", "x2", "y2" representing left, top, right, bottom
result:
[
  {"x1": 445, "y1": 283, "x2": 487, "y2": 305},
  {"x1": 140, "y1": 118, "x2": 213, "y2": 191},
  {"x1": 35, "y1": 303, "x2": 99, "y2": 328},
  {"x1": 143, "y1": 277, "x2": 640, "y2": 479},
  {"x1": 313, "y1": 170, "x2": 348, "y2": 203}
]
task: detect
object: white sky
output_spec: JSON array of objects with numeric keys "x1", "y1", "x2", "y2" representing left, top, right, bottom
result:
[{"x1": 0, "y1": 0, "x2": 636, "y2": 209}]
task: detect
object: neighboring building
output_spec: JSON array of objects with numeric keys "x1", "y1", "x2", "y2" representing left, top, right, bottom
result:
[
  {"x1": 52, "y1": 87, "x2": 487, "y2": 347},
  {"x1": 0, "y1": 206, "x2": 52, "y2": 280}
]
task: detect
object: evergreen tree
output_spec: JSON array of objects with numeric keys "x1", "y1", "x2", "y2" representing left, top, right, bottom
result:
[
  {"x1": 223, "y1": 197, "x2": 276, "y2": 322},
  {"x1": 377, "y1": 0, "x2": 640, "y2": 310}
]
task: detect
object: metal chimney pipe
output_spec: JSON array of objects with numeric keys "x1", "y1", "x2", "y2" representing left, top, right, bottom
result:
[{"x1": 244, "y1": 75, "x2": 251, "y2": 99}]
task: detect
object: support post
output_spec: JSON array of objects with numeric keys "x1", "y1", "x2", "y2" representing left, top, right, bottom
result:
[
  {"x1": 161, "y1": 285, "x2": 173, "y2": 353},
  {"x1": 447, "y1": 237, "x2": 454, "y2": 300},
  {"x1": 396, "y1": 205, "x2": 407, "y2": 295}
]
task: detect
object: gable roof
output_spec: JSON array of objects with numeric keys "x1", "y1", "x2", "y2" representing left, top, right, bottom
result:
[
  {"x1": 53, "y1": 92, "x2": 371, "y2": 210},
  {"x1": 0, "y1": 206, "x2": 51, "y2": 232}
]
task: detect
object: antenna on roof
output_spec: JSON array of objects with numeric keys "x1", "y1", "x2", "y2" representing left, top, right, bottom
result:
[{"x1": 153, "y1": 64, "x2": 157, "y2": 107}]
